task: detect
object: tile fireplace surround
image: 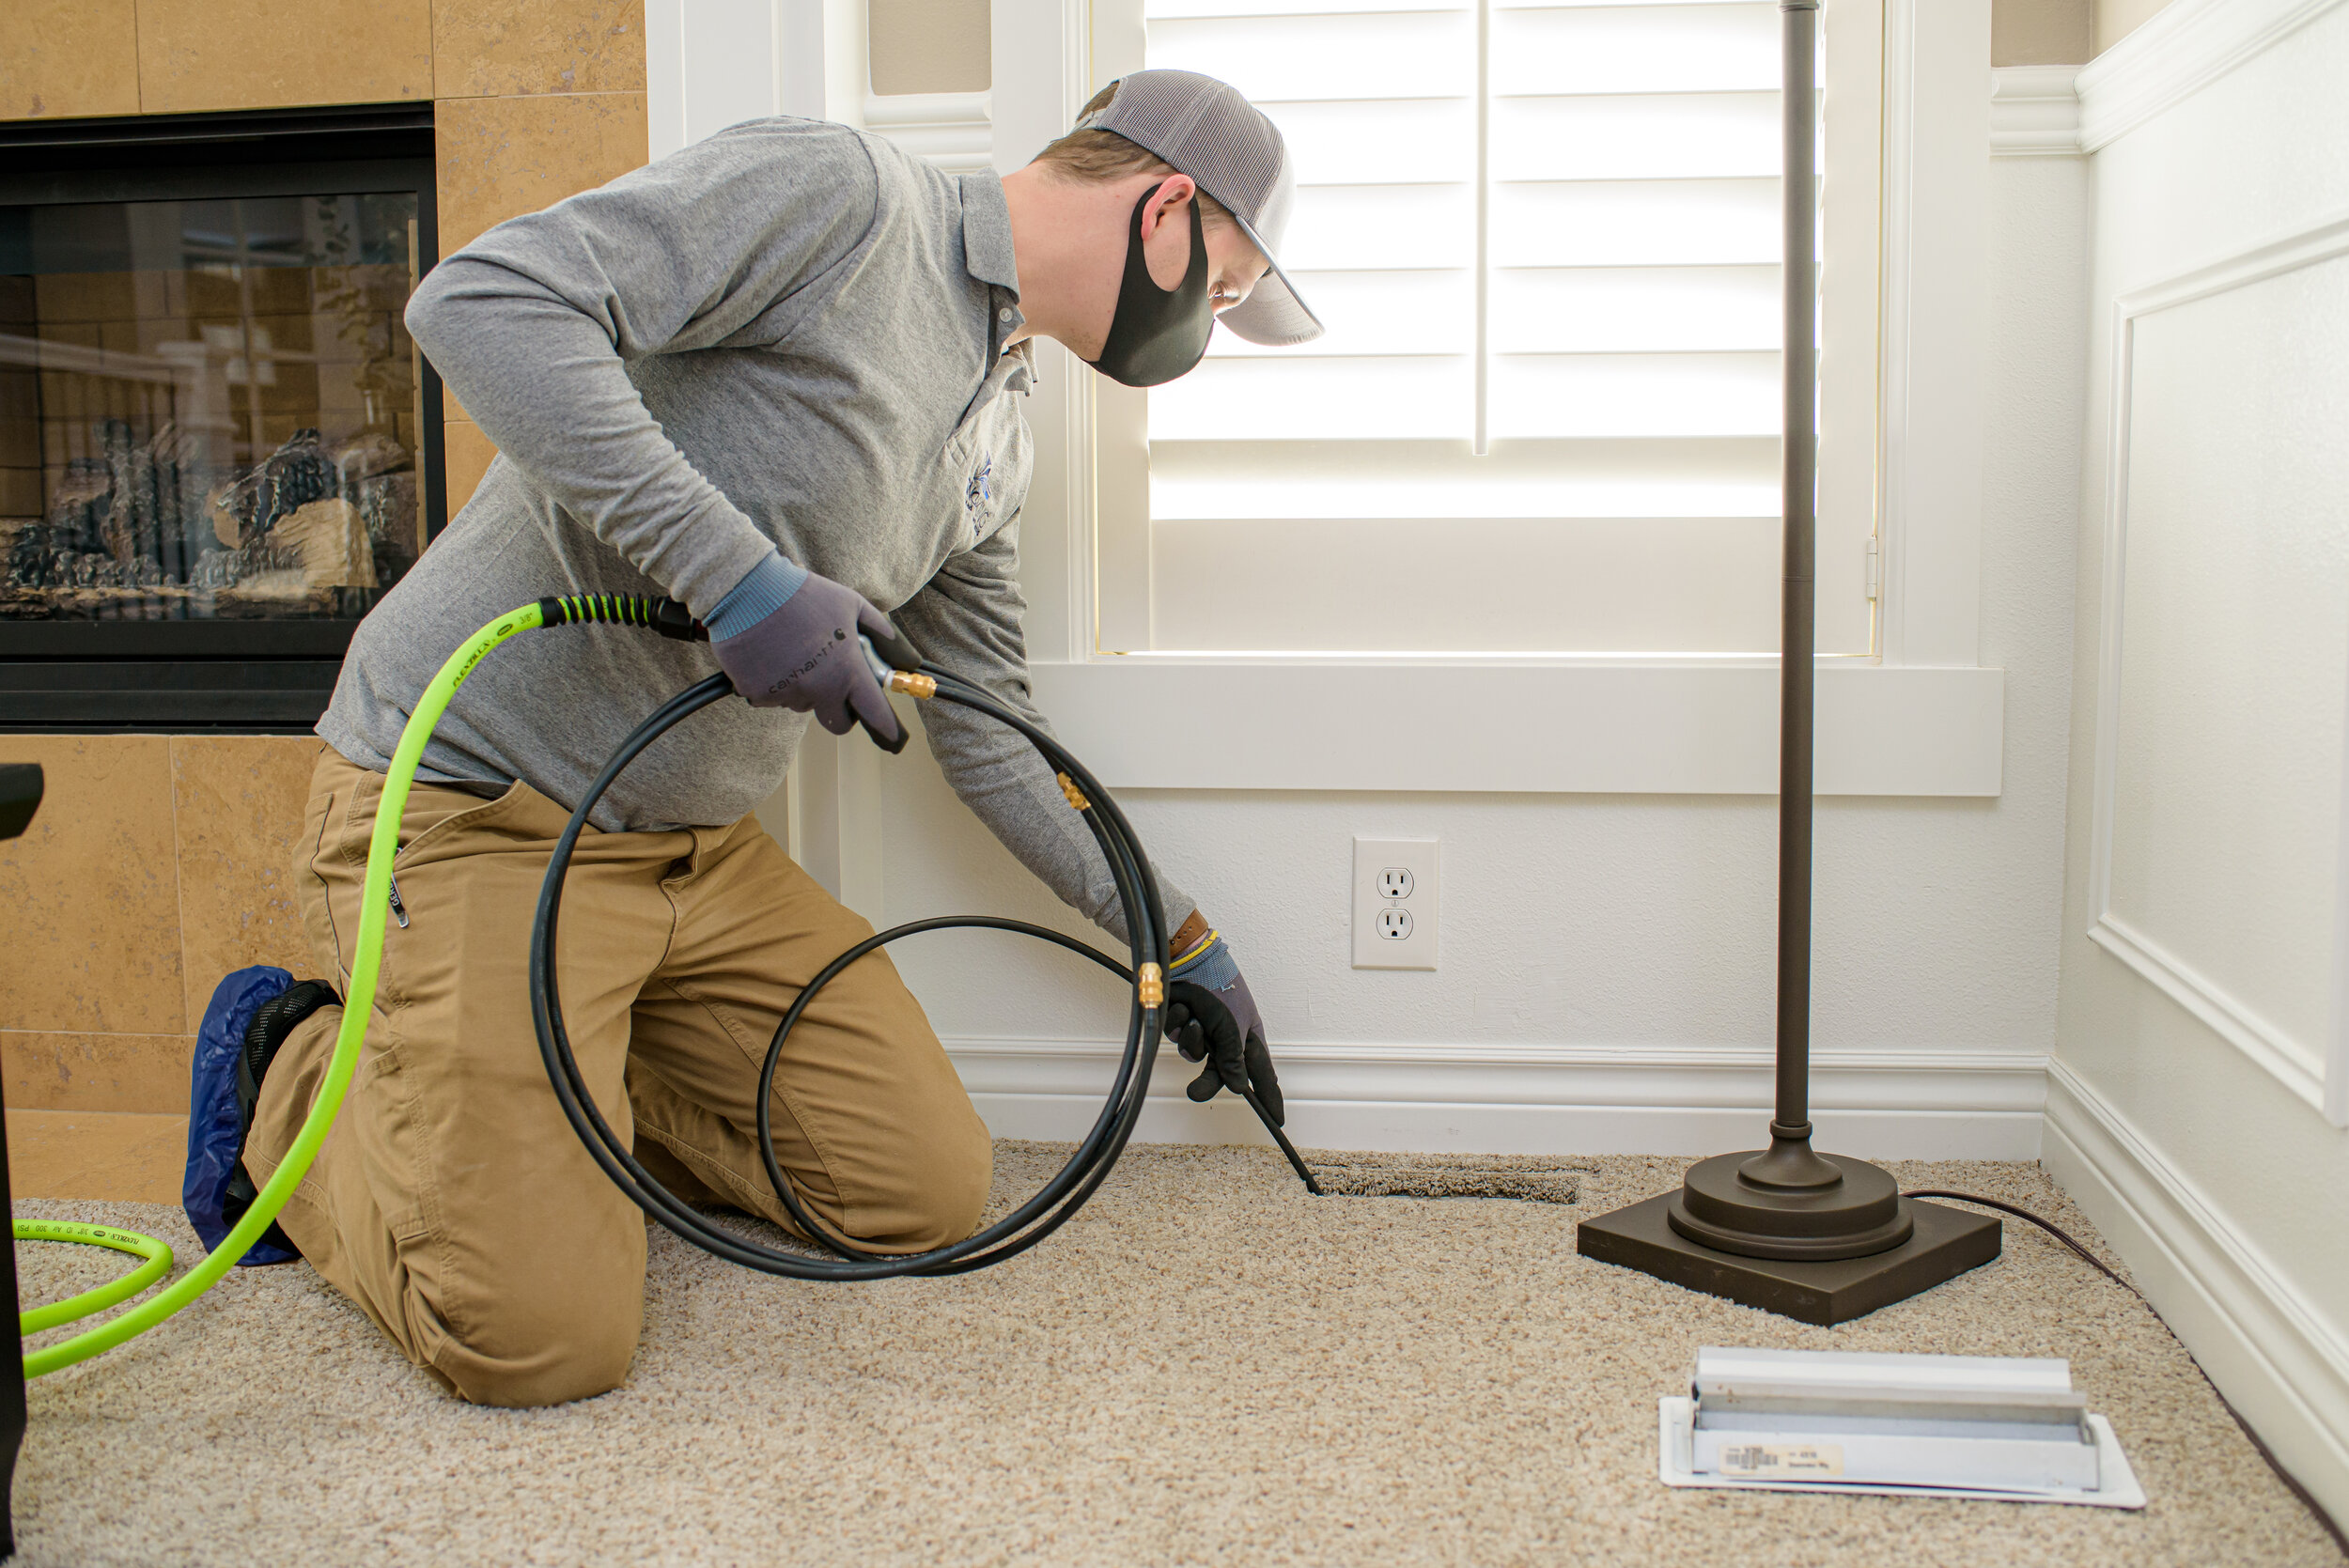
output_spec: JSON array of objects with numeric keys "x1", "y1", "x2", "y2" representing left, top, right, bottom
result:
[{"x1": 1, "y1": 1, "x2": 650, "y2": 1187}]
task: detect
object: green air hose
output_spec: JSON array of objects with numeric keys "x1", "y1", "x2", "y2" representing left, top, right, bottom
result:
[
  {"x1": 17, "y1": 589, "x2": 1307, "y2": 1374},
  {"x1": 14, "y1": 1221, "x2": 174, "y2": 1337},
  {"x1": 19, "y1": 600, "x2": 552, "y2": 1378}
]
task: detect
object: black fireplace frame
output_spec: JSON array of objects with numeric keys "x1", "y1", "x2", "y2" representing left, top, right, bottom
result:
[{"x1": 0, "y1": 102, "x2": 444, "y2": 732}]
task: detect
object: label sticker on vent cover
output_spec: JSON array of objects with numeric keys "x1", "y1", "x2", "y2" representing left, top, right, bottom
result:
[{"x1": 1718, "y1": 1443, "x2": 1844, "y2": 1478}]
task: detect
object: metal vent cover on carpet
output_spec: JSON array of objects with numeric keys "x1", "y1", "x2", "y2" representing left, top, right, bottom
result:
[{"x1": 1303, "y1": 1154, "x2": 1588, "y2": 1203}]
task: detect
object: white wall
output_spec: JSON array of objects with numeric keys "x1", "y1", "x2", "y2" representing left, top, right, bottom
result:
[
  {"x1": 826, "y1": 93, "x2": 2091, "y2": 1164},
  {"x1": 2043, "y1": 0, "x2": 2349, "y2": 1520}
]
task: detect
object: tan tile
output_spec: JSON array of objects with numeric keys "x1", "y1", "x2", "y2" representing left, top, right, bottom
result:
[
  {"x1": 444, "y1": 417, "x2": 499, "y2": 512},
  {"x1": 0, "y1": 0, "x2": 142, "y2": 119},
  {"x1": 6, "y1": 1110, "x2": 185, "y2": 1203},
  {"x1": 0, "y1": 737, "x2": 184, "y2": 1035},
  {"x1": 0, "y1": 468, "x2": 40, "y2": 517},
  {"x1": 4, "y1": 1032, "x2": 192, "y2": 1114},
  {"x1": 99, "y1": 319, "x2": 187, "y2": 359},
  {"x1": 171, "y1": 737, "x2": 324, "y2": 1032},
  {"x1": 254, "y1": 411, "x2": 318, "y2": 450},
  {"x1": 178, "y1": 311, "x2": 320, "y2": 357},
  {"x1": 434, "y1": 91, "x2": 649, "y2": 256},
  {"x1": 435, "y1": 0, "x2": 646, "y2": 98},
  {"x1": 169, "y1": 264, "x2": 316, "y2": 321},
  {"x1": 32, "y1": 273, "x2": 127, "y2": 325},
  {"x1": 136, "y1": 0, "x2": 431, "y2": 115}
]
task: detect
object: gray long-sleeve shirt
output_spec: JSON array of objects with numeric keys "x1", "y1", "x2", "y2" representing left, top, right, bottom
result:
[{"x1": 319, "y1": 116, "x2": 1186, "y2": 938}]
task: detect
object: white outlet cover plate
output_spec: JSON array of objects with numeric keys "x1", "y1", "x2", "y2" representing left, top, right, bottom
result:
[{"x1": 1354, "y1": 837, "x2": 1439, "y2": 970}]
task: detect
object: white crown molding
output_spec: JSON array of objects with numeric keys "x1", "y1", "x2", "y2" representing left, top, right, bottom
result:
[
  {"x1": 2042, "y1": 1062, "x2": 2349, "y2": 1524},
  {"x1": 2076, "y1": 0, "x2": 2346, "y2": 153},
  {"x1": 1989, "y1": 64, "x2": 2083, "y2": 156},
  {"x1": 863, "y1": 89, "x2": 994, "y2": 173},
  {"x1": 947, "y1": 1037, "x2": 2047, "y2": 1159}
]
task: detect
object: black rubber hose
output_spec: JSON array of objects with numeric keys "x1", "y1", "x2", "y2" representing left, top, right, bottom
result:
[
  {"x1": 529, "y1": 664, "x2": 1172, "y2": 1281},
  {"x1": 747, "y1": 667, "x2": 1169, "y2": 1265},
  {"x1": 752, "y1": 916, "x2": 1137, "y2": 1261}
]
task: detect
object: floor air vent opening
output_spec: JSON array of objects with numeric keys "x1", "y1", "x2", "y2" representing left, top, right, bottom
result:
[{"x1": 1303, "y1": 1155, "x2": 1588, "y2": 1204}]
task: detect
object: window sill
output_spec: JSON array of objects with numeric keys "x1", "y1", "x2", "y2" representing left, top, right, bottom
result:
[{"x1": 1025, "y1": 660, "x2": 2003, "y2": 796}]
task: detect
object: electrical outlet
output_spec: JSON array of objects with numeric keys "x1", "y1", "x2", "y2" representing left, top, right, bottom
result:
[{"x1": 1354, "y1": 837, "x2": 1438, "y2": 969}]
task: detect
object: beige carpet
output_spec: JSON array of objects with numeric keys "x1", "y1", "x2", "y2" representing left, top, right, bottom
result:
[{"x1": 11, "y1": 1145, "x2": 2342, "y2": 1567}]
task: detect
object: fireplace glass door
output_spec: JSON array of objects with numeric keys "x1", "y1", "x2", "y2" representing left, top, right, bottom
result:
[
  {"x1": 2, "y1": 194, "x2": 426, "y2": 620},
  {"x1": 0, "y1": 105, "x2": 443, "y2": 729}
]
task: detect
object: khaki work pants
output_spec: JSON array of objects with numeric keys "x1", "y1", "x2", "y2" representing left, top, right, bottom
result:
[{"x1": 247, "y1": 748, "x2": 992, "y2": 1408}]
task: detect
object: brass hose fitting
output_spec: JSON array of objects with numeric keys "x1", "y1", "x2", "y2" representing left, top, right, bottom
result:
[
  {"x1": 1056, "y1": 771, "x2": 1090, "y2": 812},
  {"x1": 886, "y1": 671, "x2": 937, "y2": 699},
  {"x1": 1137, "y1": 962, "x2": 1164, "y2": 1007}
]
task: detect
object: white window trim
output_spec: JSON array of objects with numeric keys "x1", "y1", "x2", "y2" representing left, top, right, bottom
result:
[{"x1": 648, "y1": 0, "x2": 2003, "y2": 797}]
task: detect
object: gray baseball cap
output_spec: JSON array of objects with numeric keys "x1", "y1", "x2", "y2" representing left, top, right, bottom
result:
[{"x1": 1074, "y1": 70, "x2": 1324, "y2": 347}]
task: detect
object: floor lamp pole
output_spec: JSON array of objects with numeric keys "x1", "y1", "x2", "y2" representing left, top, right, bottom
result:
[
  {"x1": 1773, "y1": 0, "x2": 1821, "y2": 1170},
  {"x1": 1573, "y1": 0, "x2": 2003, "y2": 1324}
]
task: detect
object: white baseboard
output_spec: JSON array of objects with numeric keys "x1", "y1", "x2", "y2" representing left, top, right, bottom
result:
[
  {"x1": 948, "y1": 1039, "x2": 2047, "y2": 1160},
  {"x1": 2042, "y1": 1062, "x2": 2349, "y2": 1523}
]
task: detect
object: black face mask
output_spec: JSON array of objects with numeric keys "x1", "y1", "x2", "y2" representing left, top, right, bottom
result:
[{"x1": 1085, "y1": 184, "x2": 1214, "y2": 388}]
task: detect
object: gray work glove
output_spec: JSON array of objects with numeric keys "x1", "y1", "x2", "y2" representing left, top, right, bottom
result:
[
  {"x1": 710, "y1": 571, "x2": 907, "y2": 753},
  {"x1": 1162, "y1": 930, "x2": 1283, "y2": 1126}
]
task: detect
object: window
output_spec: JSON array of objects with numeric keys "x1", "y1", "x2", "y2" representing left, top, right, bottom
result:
[{"x1": 1093, "y1": 0, "x2": 1881, "y2": 656}]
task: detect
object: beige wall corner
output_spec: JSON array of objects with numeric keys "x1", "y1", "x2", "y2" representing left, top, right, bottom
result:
[
  {"x1": 6, "y1": 1109, "x2": 186, "y2": 1203},
  {"x1": 170, "y1": 736, "x2": 323, "y2": 1032},
  {"x1": 4, "y1": 1031, "x2": 194, "y2": 1114},
  {"x1": 1995, "y1": 0, "x2": 2092, "y2": 64},
  {"x1": 433, "y1": 0, "x2": 647, "y2": 100},
  {"x1": 443, "y1": 418, "x2": 499, "y2": 512},
  {"x1": 135, "y1": 0, "x2": 433, "y2": 115},
  {"x1": 0, "y1": 737, "x2": 185, "y2": 1035},
  {"x1": 433, "y1": 90, "x2": 651, "y2": 254},
  {"x1": 2096, "y1": 0, "x2": 2177, "y2": 54},
  {"x1": 0, "y1": 0, "x2": 142, "y2": 118}
]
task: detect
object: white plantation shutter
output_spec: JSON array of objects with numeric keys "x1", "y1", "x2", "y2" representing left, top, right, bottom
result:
[{"x1": 1107, "y1": 0, "x2": 1877, "y2": 655}]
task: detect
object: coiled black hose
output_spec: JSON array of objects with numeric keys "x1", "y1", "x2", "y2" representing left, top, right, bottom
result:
[{"x1": 528, "y1": 644, "x2": 1227, "y2": 1278}]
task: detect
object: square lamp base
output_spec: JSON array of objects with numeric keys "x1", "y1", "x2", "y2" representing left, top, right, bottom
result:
[{"x1": 1576, "y1": 1193, "x2": 2001, "y2": 1327}]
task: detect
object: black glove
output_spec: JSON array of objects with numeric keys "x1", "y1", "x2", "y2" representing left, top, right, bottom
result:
[
  {"x1": 709, "y1": 570, "x2": 907, "y2": 752},
  {"x1": 1162, "y1": 929, "x2": 1283, "y2": 1126}
]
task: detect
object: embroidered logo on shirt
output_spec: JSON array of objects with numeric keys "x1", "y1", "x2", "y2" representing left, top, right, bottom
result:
[{"x1": 965, "y1": 455, "x2": 993, "y2": 541}]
